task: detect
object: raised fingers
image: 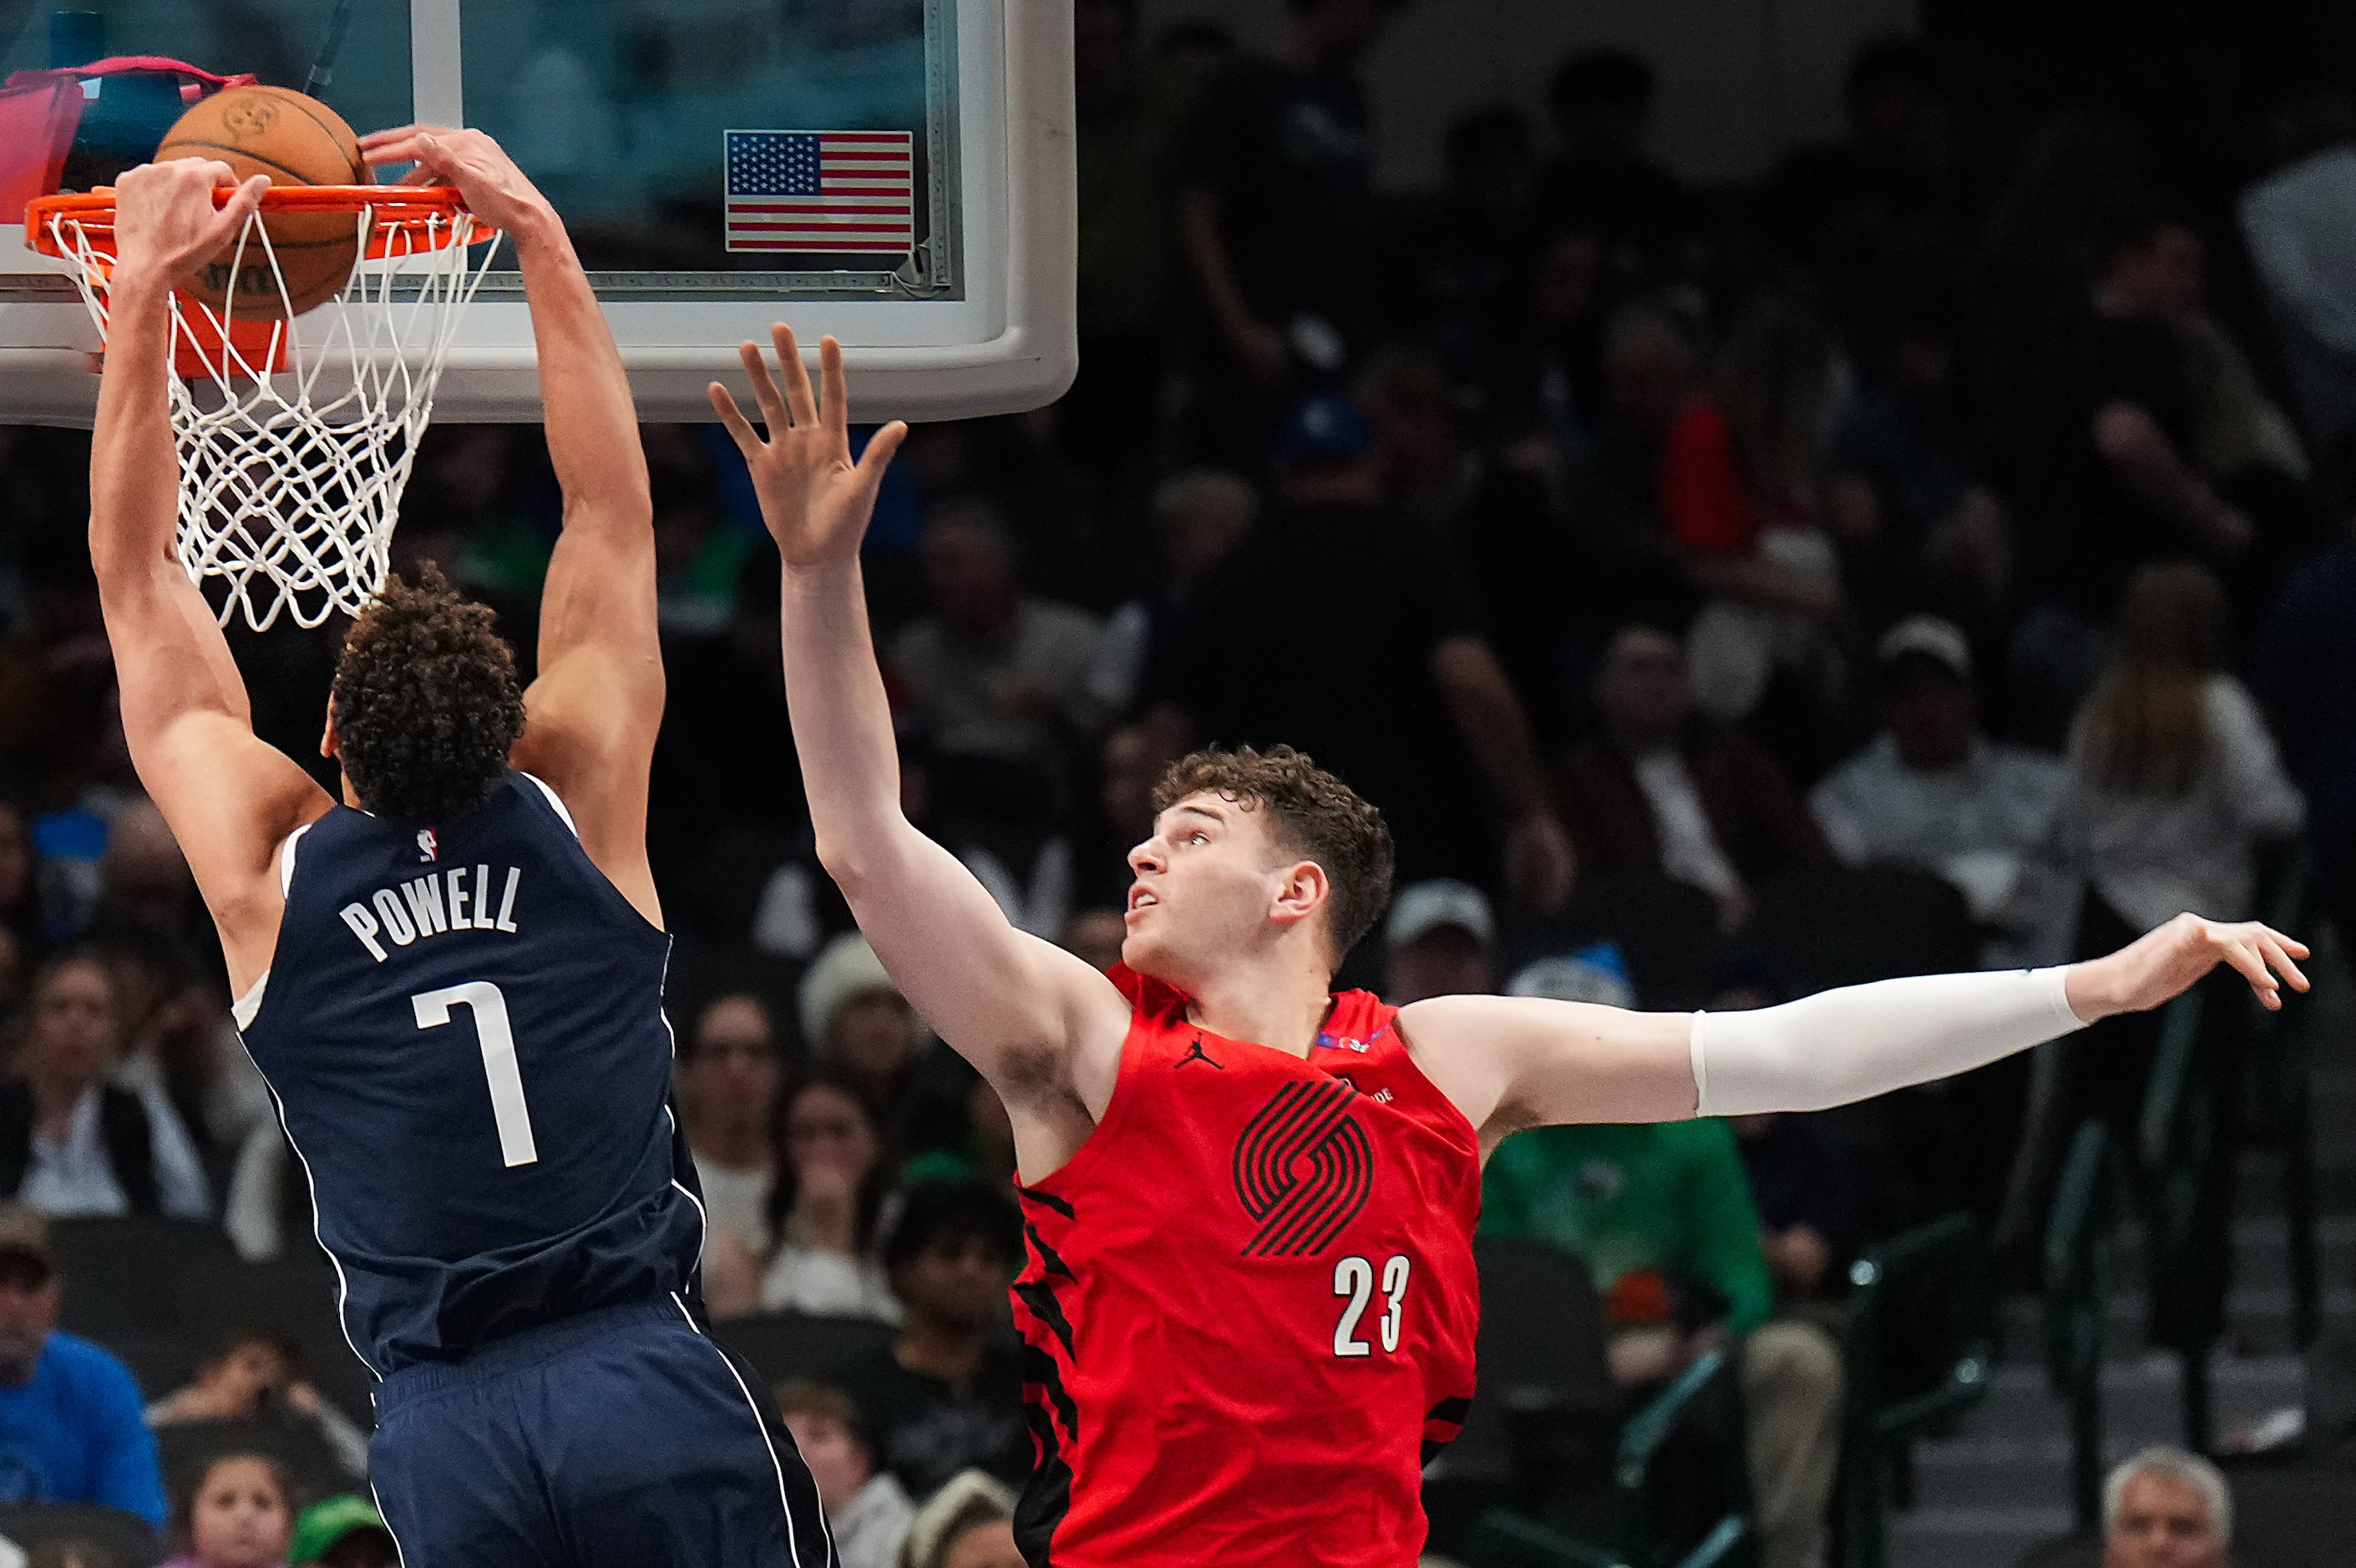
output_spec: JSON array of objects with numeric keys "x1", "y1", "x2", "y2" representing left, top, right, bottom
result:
[
  {"x1": 737, "y1": 339, "x2": 790, "y2": 432},
  {"x1": 707, "y1": 382, "x2": 761, "y2": 454},
  {"x1": 819, "y1": 336, "x2": 849, "y2": 438},
  {"x1": 771, "y1": 323, "x2": 818, "y2": 429}
]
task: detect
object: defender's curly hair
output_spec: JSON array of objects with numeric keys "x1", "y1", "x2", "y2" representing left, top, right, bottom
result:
[
  {"x1": 331, "y1": 567, "x2": 524, "y2": 827},
  {"x1": 1153, "y1": 744, "x2": 1396, "y2": 963}
]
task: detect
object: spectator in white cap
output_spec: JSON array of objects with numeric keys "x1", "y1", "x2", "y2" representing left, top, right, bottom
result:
[
  {"x1": 1808, "y1": 615, "x2": 2070, "y2": 965},
  {"x1": 2103, "y1": 1446, "x2": 2229, "y2": 1568},
  {"x1": 798, "y1": 933, "x2": 955, "y2": 1162},
  {"x1": 1382, "y1": 881, "x2": 1497, "y2": 1004}
]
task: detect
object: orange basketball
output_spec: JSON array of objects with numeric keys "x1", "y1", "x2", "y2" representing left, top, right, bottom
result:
[{"x1": 155, "y1": 86, "x2": 367, "y2": 321}]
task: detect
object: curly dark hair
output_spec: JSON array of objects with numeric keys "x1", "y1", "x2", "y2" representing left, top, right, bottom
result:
[
  {"x1": 330, "y1": 567, "x2": 525, "y2": 827},
  {"x1": 1153, "y1": 744, "x2": 1396, "y2": 964}
]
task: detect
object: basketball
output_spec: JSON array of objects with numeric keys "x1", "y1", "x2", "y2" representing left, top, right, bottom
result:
[{"x1": 155, "y1": 86, "x2": 367, "y2": 320}]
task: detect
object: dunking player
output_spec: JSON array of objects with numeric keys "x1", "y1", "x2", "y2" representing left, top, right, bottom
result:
[
  {"x1": 91, "y1": 143, "x2": 828, "y2": 1563},
  {"x1": 713, "y1": 331, "x2": 2309, "y2": 1566}
]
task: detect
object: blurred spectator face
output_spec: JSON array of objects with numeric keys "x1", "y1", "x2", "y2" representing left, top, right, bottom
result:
[
  {"x1": 0, "y1": 1252, "x2": 59, "y2": 1383},
  {"x1": 1123, "y1": 794, "x2": 1312, "y2": 989},
  {"x1": 783, "y1": 1082, "x2": 880, "y2": 1188},
  {"x1": 941, "y1": 1520, "x2": 1025, "y2": 1568},
  {"x1": 1886, "y1": 660, "x2": 1977, "y2": 772},
  {"x1": 920, "y1": 513, "x2": 1019, "y2": 640},
  {"x1": 1530, "y1": 232, "x2": 1603, "y2": 331},
  {"x1": 1152, "y1": 471, "x2": 1256, "y2": 587},
  {"x1": 1386, "y1": 925, "x2": 1492, "y2": 1004},
  {"x1": 830, "y1": 991, "x2": 921, "y2": 1082},
  {"x1": 1597, "y1": 627, "x2": 1689, "y2": 749},
  {"x1": 1061, "y1": 909, "x2": 1127, "y2": 973},
  {"x1": 187, "y1": 1455, "x2": 293, "y2": 1568},
  {"x1": 2105, "y1": 1469, "x2": 2226, "y2": 1568},
  {"x1": 2104, "y1": 225, "x2": 2205, "y2": 321},
  {"x1": 25, "y1": 959, "x2": 119, "y2": 1097},
  {"x1": 781, "y1": 1407, "x2": 874, "y2": 1515},
  {"x1": 685, "y1": 995, "x2": 782, "y2": 1135},
  {"x1": 895, "y1": 1227, "x2": 1017, "y2": 1333}
]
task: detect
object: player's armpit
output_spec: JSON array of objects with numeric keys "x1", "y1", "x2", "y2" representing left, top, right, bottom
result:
[
  {"x1": 129, "y1": 707, "x2": 332, "y2": 990},
  {"x1": 1397, "y1": 994, "x2": 1696, "y2": 1150},
  {"x1": 509, "y1": 667, "x2": 662, "y2": 927}
]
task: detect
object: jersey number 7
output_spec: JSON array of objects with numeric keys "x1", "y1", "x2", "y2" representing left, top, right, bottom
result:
[{"x1": 413, "y1": 981, "x2": 541, "y2": 1168}]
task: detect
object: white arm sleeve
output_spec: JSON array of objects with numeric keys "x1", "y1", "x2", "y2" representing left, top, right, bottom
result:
[{"x1": 1690, "y1": 967, "x2": 2086, "y2": 1116}]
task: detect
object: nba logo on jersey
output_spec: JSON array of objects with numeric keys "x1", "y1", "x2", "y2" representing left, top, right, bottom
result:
[{"x1": 416, "y1": 827, "x2": 438, "y2": 862}]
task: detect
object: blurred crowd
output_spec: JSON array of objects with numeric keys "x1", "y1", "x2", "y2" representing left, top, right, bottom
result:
[{"x1": 0, "y1": 0, "x2": 2350, "y2": 1564}]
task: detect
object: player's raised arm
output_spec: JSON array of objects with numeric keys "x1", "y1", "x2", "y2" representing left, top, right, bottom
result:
[
  {"x1": 361, "y1": 126, "x2": 661, "y2": 923},
  {"x1": 89, "y1": 159, "x2": 334, "y2": 992},
  {"x1": 710, "y1": 330, "x2": 1131, "y2": 1164},
  {"x1": 1406, "y1": 912, "x2": 2310, "y2": 1147}
]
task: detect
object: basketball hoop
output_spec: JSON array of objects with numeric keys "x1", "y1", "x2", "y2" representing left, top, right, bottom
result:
[{"x1": 27, "y1": 185, "x2": 501, "y2": 631}]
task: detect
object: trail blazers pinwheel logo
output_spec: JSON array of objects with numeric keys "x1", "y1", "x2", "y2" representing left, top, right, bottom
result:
[{"x1": 1232, "y1": 1078, "x2": 1372, "y2": 1257}]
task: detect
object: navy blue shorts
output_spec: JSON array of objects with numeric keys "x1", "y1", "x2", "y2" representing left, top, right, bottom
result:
[{"x1": 369, "y1": 1298, "x2": 833, "y2": 1567}]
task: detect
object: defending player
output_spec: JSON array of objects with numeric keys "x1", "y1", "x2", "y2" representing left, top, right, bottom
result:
[
  {"x1": 712, "y1": 330, "x2": 2309, "y2": 1567},
  {"x1": 92, "y1": 144, "x2": 829, "y2": 1565}
]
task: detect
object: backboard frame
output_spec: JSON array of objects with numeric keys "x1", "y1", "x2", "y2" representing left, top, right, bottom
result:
[{"x1": 0, "y1": 0, "x2": 1076, "y2": 425}]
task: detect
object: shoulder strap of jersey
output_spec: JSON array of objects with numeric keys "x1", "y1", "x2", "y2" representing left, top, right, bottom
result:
[
  {"x1": 1321, "y1": 988, "x2": 1401, "y2": 1050},
  {"x1": 1107, "y1": 963, "x2": 1187, "y2": 1024},
  {"x1": 514, "y1": 771, "x2": 580, "y2": 838}
]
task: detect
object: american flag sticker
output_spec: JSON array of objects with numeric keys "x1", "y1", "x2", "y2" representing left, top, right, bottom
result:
[{"x1": 724, "y1": 130, "x2": 916, "y2": 255}]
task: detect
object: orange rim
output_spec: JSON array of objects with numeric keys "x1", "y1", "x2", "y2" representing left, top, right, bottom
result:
[{"x1": 25, "y1": 185, "x2": 493, "y2": 262}]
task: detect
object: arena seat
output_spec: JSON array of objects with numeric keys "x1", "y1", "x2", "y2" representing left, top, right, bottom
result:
[
  {"x1": 155, "y1": 1414, "x2": 355, "y2": 1510},
  {"x1": 1504, "y1": 870, "x2": 1721, "y2": 1009},
  {"x1": 2014, "y1": 1534, "x2": 2099, "y2": 1568},
  {"x1": 0, "y1": 1501, "x2": 164, "y2": 1566},
  {"x1": 1425, "y1": 1240, "x2": 1617, "y2": 1551},
  {"x1": 182, "y1": 1250, "x2": 375, "y2": 1425},
  {"x1": 712, "y1": 1310, "x2": 897, "y2": 1389},
  {"x1": 1742, "y1": 867, "x2": 1977, "y2": 994},
  {"x1": 49, "y1": 1216, "x2": 239, "y2": 1353}
]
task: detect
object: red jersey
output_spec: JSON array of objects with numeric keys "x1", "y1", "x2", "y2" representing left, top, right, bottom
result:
[{"x1": 1009, "y1": 966, "x2": 1482, "y2": 1566}]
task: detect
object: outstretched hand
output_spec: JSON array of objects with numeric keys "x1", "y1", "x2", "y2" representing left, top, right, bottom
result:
[
  {"x1": 708, "y1": 325, "x2": 908, "y2": 569},
  {"x1": 358, "y1": 124, "x2": 550, "y2": 235},
  {"x1": 2067, "y1": 912, "x2": 2310, "y2": 1021},
  {"x1": 111, "y1": 160, "x2": 268, "y2": 289}
]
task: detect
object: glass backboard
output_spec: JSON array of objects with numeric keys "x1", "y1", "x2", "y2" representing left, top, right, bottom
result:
[{"x1": 0, "y1": 0, "x2": 1074, "y2": 422}]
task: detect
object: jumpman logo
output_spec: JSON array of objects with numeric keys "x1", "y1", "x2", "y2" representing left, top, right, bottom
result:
[{"x1": 1177, "y1": 1036, "x2": 1224, "y2": 1070}]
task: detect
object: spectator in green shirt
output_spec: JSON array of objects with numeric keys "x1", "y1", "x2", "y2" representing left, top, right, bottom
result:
[{"x1": 1481, "y1": 975, "x2": 1843, "y2": 1568}]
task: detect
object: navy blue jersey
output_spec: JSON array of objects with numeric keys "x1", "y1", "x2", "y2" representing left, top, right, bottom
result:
[{"x1": 236, "y1": 771, "x2": 705, "y2": 1378}]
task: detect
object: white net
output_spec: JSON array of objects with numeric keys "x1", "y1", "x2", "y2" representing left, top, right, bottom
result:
[{"x1": 41, "y1": 196, "x2": 500, "y2": 630}]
